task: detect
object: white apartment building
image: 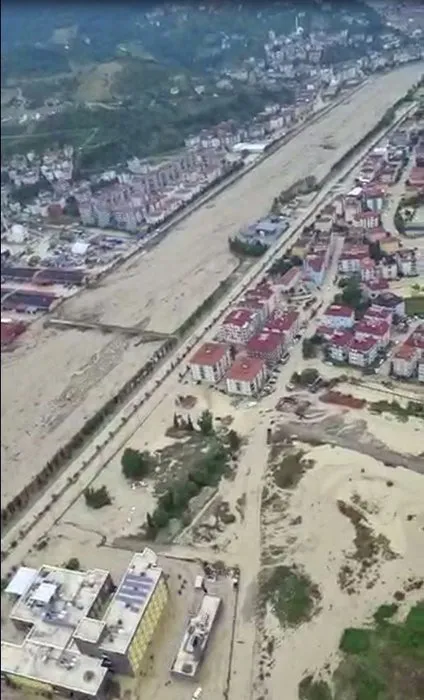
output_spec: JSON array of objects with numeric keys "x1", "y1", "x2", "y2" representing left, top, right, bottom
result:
[{"x1": 189, "y1": 342, "x2": 232, "y2": 383}]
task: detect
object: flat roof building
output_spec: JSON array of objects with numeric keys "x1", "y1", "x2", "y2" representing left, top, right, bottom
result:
[
  {"x1": 1, "y1": 549, "x2": 168, "y2": 699},
  {"x1": 171, "y1": 594, "x2": 221, "y2": 678}
]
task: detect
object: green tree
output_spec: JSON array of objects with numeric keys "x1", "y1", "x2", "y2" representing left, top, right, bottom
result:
[
  {"x1": 341, "y1": 278, "x2": 363, "y2": 310},
  {"x1": 84, "y1": 485, "x2": 111, "y2": 509},
  {"x1": 198, "y1": 409, "x2": 214, "y2": 436},
  {"x1": 121, "y1": 448, "x2": 152, "y2": 480},
  {"x1": 302, "y1": 339, "x2": 317, "y2": 359},
  {"x1": 228, "y1": 429, "x2": 241, "y2": 454},
  {"x1": 152, "y1": 506, "x2": 170, "y2": 529},
  {"x1": 64, "y1": 557, "x2": 80, "y2": 570}
]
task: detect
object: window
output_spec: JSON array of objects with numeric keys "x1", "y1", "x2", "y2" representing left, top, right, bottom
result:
[{"x1": 235, "y1": 382, "x2": 242, "y2": 392}]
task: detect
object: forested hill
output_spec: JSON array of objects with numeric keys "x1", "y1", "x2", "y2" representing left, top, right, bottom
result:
[{"x1": 1, "y1": 1, "x2": 386, "y2": 82}]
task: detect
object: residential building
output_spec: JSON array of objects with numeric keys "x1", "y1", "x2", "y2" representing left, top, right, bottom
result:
[
  {"x1": 348, "y1": 335, "x2": 379, "y2": 367},
  {"x1": 328, "y1": 330, "x2": 352, "y2": 362},
  {"x1": 396, "y1": 249, "x2": 418, "y2": 277},
  {"x1": 355, "y1": 319, "x2": 390, "y2": 348},
  {"x1": 352, "y1": 211, "x2": 380, "y2": 229},
  {"x1": 391, "y1": 343, "x2": 419, "y2": 378},
  {"x1": 380, "y1": 237, "x2": 400, "y2": 256},
  {"x1": 303, "y1": 253, "x2": 326, "y2": 286},
  {"x1": 246, "y1": 330, "x2": 284, "y2": 366},
  {"x1": 359, "y1": 257, "x2": 376, "y2": 282},
  {"x1": 218, "y1": 308, "x2": 260, "y2": 344},
  {"x1": 322, "y1": 304, "x2": 355, "y2": 329},
  {"x1": 362, "y1": 278, "x2": 390, "y2": 299},
  {"x1": 226, "y1": 355, "x2": 267, "y2": 396},
  {"x1": 377, "y1": 258, "x2": 398, "y2": 280},
  {"x1": 265, "y1": 310, "x2": 300, "y2": 343},
  {"x1": 373, "y1": 292, "x2": 405, "y2": 317},
  {"x1": 1, "y1": 550, "x2": 168, "y2": 698},
  {"x1": 272, "y1": 266, "x2": 302, "y2": 293},
  {"x1": 343, "y1": 191, "x2": 363, "y2": 222},
  {"x1": 189, "y1": 342, "x2": 232, "y2": 383},
  {"x1": 363, "y1": 306, "x2": 393, "y2": 326},
  {"x1": 363, "y1": 186, "x2": 385, "y2": 212}
]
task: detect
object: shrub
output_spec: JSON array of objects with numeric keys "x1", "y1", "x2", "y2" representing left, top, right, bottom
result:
[
  {"x1": 64, "y1": 557, "x2": 80, "y2": 571},
  {"x1": 84, "y1": 485, "x2": 111, "y2": 509},
  {"x1": 339, "y1": 628, "x2": 371, "y2": 654},
  {"x1": 121, "y1": 448, "x2": 152, "y2": 480},
  {"x1": 198, "y1": 409, "x2": 214, "y2": 435}
]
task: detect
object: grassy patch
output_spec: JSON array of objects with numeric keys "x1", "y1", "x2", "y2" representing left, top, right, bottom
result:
[
  {"x1": 269, "y1": 448, "x2": 315, "y2": 490},
  {"x1": 299, "y1": 675, "x2": 332, "y2": 700},
  {"x1": 336, "y1": 500, "x2": 397, "y2": 591},
  {"x1": 334, "y1": 602, "x2": 424, "y2": 700},
  {"x1": 369, "y1": 399, "x2": 424, "y2": 422},
  {"x1": 405, "y1": 296, "x2": 424, "y2": 317},
  {"x1": 258, "y1": 565, "x2": 321, "y2": 627}
]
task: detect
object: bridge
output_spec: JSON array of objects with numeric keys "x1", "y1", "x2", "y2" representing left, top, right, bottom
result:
[{"x1": 44, "y1": 317, "x2": 174, "y2": 343}]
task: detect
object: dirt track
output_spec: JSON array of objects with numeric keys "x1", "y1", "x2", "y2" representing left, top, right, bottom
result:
[{"x1": 1, "y1": 63, "x2": 423, "y2": 510}]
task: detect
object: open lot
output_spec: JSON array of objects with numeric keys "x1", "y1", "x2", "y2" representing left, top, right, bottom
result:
[
  {"x1": 1, "y1": 65, "x2": 422, "y2": 526},
  {"x1": 405, "y1": 295, "x2": 424, "y2": 316}
]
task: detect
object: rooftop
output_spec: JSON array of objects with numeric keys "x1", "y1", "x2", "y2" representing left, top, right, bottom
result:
[
  {"x1": 273, "y1": 267, "x2": 301, "y2": 287},
  {"x1": 393, "y1": 343, "x2": 418, "y2": 361},
  {"x1": 374, "y1": 292, "x2": 403, "y2": 308},
  {"x1": 189, "y1": 342, "x2": 230, "y2": 367},
  {"x1": 330, "y1": 330, "x2": 353, "y2": 347},
  {"x1": 171, "y1": 594, "x2": 221, "y2": 678},
  {"x1": 349, "y1": 335, "x2": 378, "y2": 352},
  {"x1": 226, "y1": 355, "x2": 265, "y2": 382},
  {"x1": 222, "y1": 308, "x2": 257, "y2": 328},
  {"x1": 355, "y1": 319, "x2": 390, "y2": 336},
  {"x1": 246, "y1": 331, "x2": 283, "y2": 354},
  {"x1": 324, "y1": 304, "x2": 354, "y2": 318},
  {"x1": 265, "y1": 310, "x2": 299, "y2": 332},
  {"x1": 1, "y1": 640, "x2": 107, "y2": 698},
  {"x1": 99, "y1": 550, "x2": 163, "y2": 656}
]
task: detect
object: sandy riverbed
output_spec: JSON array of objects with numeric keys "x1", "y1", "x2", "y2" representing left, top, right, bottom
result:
[
  {"x1": 2, "y1": 63, "x2": 422, "y2": 512},
  {"x1": 255, "y1": 444, "x2": 424, "y2": 700}
]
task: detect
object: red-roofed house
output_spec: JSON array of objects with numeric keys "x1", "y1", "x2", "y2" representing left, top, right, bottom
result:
[
  {"x1": 348, "y1": 335, "x2": 379, "y2": 367},
  {"x1": 189, "y1": 342, "x2": 232, "y2": 383},
  {"x1": 322, "y1": 304, "x2": 355, "y2": 329},
  {"x1": 265, "y1": 310, "x2": 300, "y2": 342},
  {"x1": 391, "y1": 344, "x2": 419, "y2": 378},
  {"x1": 328, "y1": 330, "x2": 353, "y2": 362},
  {"x1": 246, "y1": 330, "x2": 284, "y2": 366},
  {"x1": 355, "y1": 319, "x2": 390, "y2": 348},
  {"x1": 316, "y1": 325, "x2": 336, "y2": 341},
  {"x1": 303, "y1": 253, "x2": 326, "y2": 286},
  {"x1": 363, "y1": 306, "x2": 393, "y2": 326},
  {"x1": 362, "y1": 278, "x2": 390, "y2": 299},
  {"x1": 238, "y1": 296, "x2": 269, "y2": 324},
  {"x1": 246, "y1": 282, "x2": 277, "y2": 314},
  {"x1": 338, "y1": 244, "x2": 369, "y2": 275},
  {"x1": 226, "y1": 355, "x2": 267, "y2": 396},
  {"x1": 272, "y1": 267, "x2": 302, "y2": 293},
  {"x1": 219, "y1": 308, "x2": 260, "y2": 344}
]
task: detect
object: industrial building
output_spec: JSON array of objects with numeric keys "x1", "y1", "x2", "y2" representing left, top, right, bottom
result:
[{"x1": 1, "y1": 549, "x2": 168, "y2": 698}]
